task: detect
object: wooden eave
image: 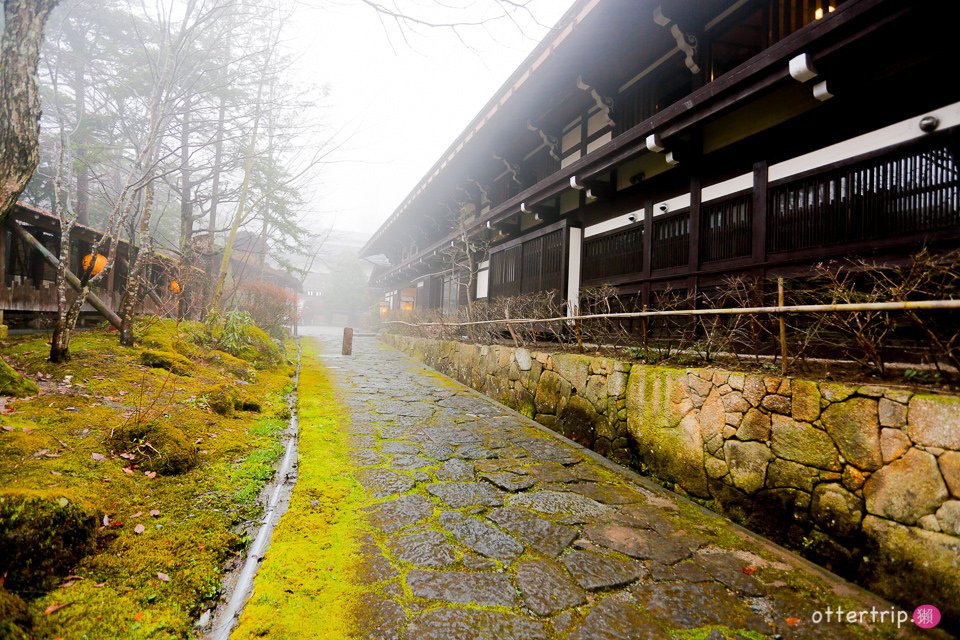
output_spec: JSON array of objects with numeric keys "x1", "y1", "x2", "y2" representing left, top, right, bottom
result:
[{"x1": 372, "y1": 0, "x2": 902, "y2": 287}]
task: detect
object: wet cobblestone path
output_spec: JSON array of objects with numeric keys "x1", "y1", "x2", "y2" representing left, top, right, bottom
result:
[{"x1": 304, "y1": 330, "x2": 926, "y2": 640}]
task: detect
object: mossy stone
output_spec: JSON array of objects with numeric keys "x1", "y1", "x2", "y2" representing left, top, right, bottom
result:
[
  {"x1": 140, "y1": 349, "x2": 194, "y2": 376},
  {"x1": 0, "y1": 491, "x2": 98, "y2": 595},
  {"x1": 0, "y1": 588, "x2": 32, "y2": 640},
  {"x1": 0, "y1": 359, "x2": 39, "y2": 397},
  {"x1": 207, "y1": 384, "x2": 241, "y2": 416},
  {"x1": 208, "y1": 349, "x2": 256, "y2": 381},
  {"x1": 110, "y1": 421, "x2": 198, "y2": 474}
]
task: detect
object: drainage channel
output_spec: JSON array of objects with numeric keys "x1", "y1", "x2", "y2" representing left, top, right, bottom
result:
[{"x1": 202, "y1": 341, "x2": 303, "y2": 640}]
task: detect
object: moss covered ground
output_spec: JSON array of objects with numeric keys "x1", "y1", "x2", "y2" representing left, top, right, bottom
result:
[
  {"x1": 232, "y1": 338, "x2": 365, "y2": 640},
  {"x1": 0, "y1": 319, "x2": 296, "y2": 638}
]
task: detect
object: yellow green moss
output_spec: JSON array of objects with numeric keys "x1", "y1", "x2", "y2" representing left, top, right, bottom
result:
[
  {"x1": 0, "y1": 319, "x2": 295, "y2": 638},
  {"x1": 232, "y1": 338, "x2": 365, "y2": 640},
  {"x1": 0, "y1": 358, "x2": 39, "y2": 397}
]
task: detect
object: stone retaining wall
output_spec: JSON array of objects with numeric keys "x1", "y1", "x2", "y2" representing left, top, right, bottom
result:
[{"x1": 382, "y1": 334, "x2": 960, "y2": 624}]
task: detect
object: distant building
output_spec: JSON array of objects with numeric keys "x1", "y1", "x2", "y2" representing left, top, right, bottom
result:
[{"x1": 362, "y1": 0, "x2": 959, "y2": 315}]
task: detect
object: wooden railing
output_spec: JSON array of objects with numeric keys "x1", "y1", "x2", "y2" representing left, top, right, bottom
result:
[
  {"x1": 651, "y1": 210, "x2": 690, "y2": 271},
  {"x1": 582, "y1": 226, "x2": 643, "y2": 282},
  {"x1": 768, "y1": 140, "x2": 960, "y2": 254},
  {"x1": 701, "y1": 192, "x2": 753, "y2": 263}
]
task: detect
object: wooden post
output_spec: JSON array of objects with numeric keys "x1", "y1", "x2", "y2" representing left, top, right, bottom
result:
[
  {"x1": 341, "y1": 326, "x2": 353, "y2": 356},
  {"x1": 778, "y1": 277, "x2": 788, "y2": 375},
  {"x1": 641, "y1": 304, "x2": 648, "y2": 351}
]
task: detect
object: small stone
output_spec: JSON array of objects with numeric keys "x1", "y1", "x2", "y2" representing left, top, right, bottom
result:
[
  {"x1": 939, "y1": 451, "x2": 960, "y2": 498},
  {"x1": 820, "y1": 382, "x2": 855, "y2": 403},
  {"x1": 858, "y1": 385, "x2": 885, "y2": 397},
  {"x1": 508, "y1": 490, "x2": 608, "y2": 518},
  {"x1": 743, "y1": 376, "x2": 767, "y2": 406},
  {"x1": 728, "y1": 374, "x2": 745, "y2": 391},
  {"x1": 516, "y1": 560, "x2": 587, "y2": 616},
  {"x1": 771, "y1": 415, "x2": 841, "y2": 471},
  {"x1": 766, "y1": 459, "x2": 818, "y2": 492},
  {"x1": 842, "y1": 465, "x2": 868, "y2": 492},
  {"x1": 584, "y1": 523, "x2": 691, "y2": 564},
  {"x1": 883, "y1": 388, "x2": 913, "y2": 403},
  {"x1": 880, "y1": 429, "x2": 911, "y2": 464},
  {"x1": 791, "y1": 380, "x2": 821, "y2": 422},
  {"x1": 907, "y1": 395, "x2": 960, "y2": 449},
  {"x1": 688, "y1": 373, "x2": 714, "y2": 397},
  {"x1": 356, "y1": 593, "x2": 405, "y2": 640},
  {"x1": 722, "y1": 425, "x2": 737, "y2": 439},
  {"x1": 407, "y1": 570, "x2": 517, "y2": 607},
  {"x1": 811, "y1": 483, "x2": 864, "y2": 538},
  {"x1": 761, "y1": 394, "x2": 791, "y2": 415},
  {"x1": 487, "y1": 507, "x2": 577, "y2": 557},
  {"x1": 560, "y1": 550, "x2": 645, "y2": 590},
  {"x1": 724, "y1": 440, "x2": 773, "y2": 493},
  {"x1": 567, "y1": 597, "x2": 664, "y2": 640},
  {"x1": 725, "y1": 412, "x2": 742, "y2": 426},
  {"x1": 439, "y1": 511, "x2": 523, "y2": 563},
  {"x1": 864, "y1": 449, "x2": 948, "y2": 525},
  {"x1": 426, "y1": 482, "x2": 503, "y2": 508},
  {"x1": 694, "y1": 551, "x2": 764, "y2": 596},
  {"x1": 722, "y1": 392, "x2": 751, "y2": 413},
  {"x1": 358, "y1": 469, "x2": 416, "y2": 498},
  {"x1": 390, "y1": 530, "x2": 457, "y2": 567},
  {"x1": 736, "y1": 408, "x2": 771, "y2": 441},
  {"x1": 407, "y1": 608, "x2": 547, "y2": 640},
  {"x1": 480, "y1": 472, "x2": 535, "y2": 492},
  {"x1": 515, "y1": 348, "x2": 532, "y2": 371},
  {"x1": 821, "y1": 398, "x2": 882, "y2": 471},
  {"x1": 918, "y1": 514, "x2": 942, "y2": 533},
  {"x1": 878, "y1": 398, "x2": 907, "y2": 428},
  {"x1": 764, "y1": 377, "x2": 781, "y2": 393},
  {"x1": 705, "y1": 457, "x2": 729, "y2": 479},
  {"x1": 935, "y1": 500, "x2": 960, "y2": 536}
]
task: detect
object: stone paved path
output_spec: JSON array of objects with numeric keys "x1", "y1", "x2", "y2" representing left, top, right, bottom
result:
[{"x1": 304, "y1": 329, "x2": 930, "y2": 640}]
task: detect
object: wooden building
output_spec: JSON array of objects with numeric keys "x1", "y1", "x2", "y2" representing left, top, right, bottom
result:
[
  {"x1": 1, "y1": 203, "x2": 172, "y2": 329},
  {"x1": 361, "y1": 0, "x2": 960, "y2": 316}
]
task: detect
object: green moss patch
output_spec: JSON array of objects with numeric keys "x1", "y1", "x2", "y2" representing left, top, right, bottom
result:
[
  {"x1": 232, "y1": 339, "x2": 365, "y2": 640},
  {"x1": 140, "y1": 349, "x2": 194, "y2": 376},
  {"x1": 0, "y1": 358, "x2": 39, "y2": 397},
  {"x1": 0, "y1": 319, "x2": 296, "y2": 638}
]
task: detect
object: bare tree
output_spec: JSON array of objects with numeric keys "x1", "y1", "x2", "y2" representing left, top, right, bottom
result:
[{"x1": 0, "y1": 0, "x2": 61, "y2": 224}]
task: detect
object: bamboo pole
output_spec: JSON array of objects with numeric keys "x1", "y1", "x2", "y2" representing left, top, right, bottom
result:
[
  {"x1": 381, "y1": 298, "x2": 960, "y2": 329},
  {"x1": 778, "y1": 277, "x2": 788, "y2": 376},
  {"x1": 10, "y1": 222, "x2": 123, "y2": 330}
]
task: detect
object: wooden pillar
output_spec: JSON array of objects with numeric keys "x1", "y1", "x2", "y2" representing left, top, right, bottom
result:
[
  {"x1": 641, "y1": 199, "x2": 653, "y2": 310},
  {"x1": 688, "y1": 175, "x2": 702, "y2": 299},
  {"x1": 752, "y1": 160, "x2": 768, "y2": 266},
  {"x1": 565, "y1": 224, "x2": 583, "y2": 316}
]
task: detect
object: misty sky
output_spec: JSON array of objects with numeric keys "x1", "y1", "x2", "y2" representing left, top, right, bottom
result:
[{"x1": 287, "y1": 1, "x2": 577, "y2": 239}]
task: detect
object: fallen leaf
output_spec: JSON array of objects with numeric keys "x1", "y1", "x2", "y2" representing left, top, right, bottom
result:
[
  {"x1": 91, "y1": 452, "x2": 106, "y2": 462},
  {"x1": 741, "y1": 566, "x2": 758, "y2": 575},
  {"x1": 134, "y1": 524, "x2": 145, "y2": 534},
  {"x1": 145, "y1": 471, "x2": 157, "y2": 479},
  {"x1": 134, "y1": 612, "x2": 144, "y2": 621},
  {"x1": 94, "y1": 582, "x2": 106, "y2": 588},
  {"x1": 122, "y1": 467, "x2": 135, "y2": 475},
  {"x1": 102, "y1": 515, "x2": 110, "y2": 527},
  {"x1": 43, "y1": 603, "x2": 71, "y2": 616},
  {"x1": 110, "y1": 520, "x2": 123, "y2": 528},
  {"x1": 130, "y1": 512, "x2": 143, "y2": 518},
  {"x1": 197, "y1": 544, "x2": 205, "y2": 551},
  {"x1": 119, "y1": 452, "x2": 135, "y2": 460},
  {"x1": 1, "y1": 425, "x2": 14, "y2": 432},
  {"x1": 149, "y1": 509, "x2": 160, "y2": 517},
  {"x1": 61, "y1": 580, "x2": 76, "y2": 588},
  {"x1": 157, "y1": 572, "x2": 170, "y2": 582},
  {"x1": 785, "y1": 617, "x2": 802, "y2": 626}
]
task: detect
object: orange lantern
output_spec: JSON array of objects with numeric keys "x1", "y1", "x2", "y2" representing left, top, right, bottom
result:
[
  {"x1": 169, "y1": 280, "x2": 182, "y2": 294},
  {"x1": 82, "y1": 253, "x2": 107, "y2": 276}
]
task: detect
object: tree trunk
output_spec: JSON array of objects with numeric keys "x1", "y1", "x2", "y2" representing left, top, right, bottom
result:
[
  {"x1": 208, "y1": 94, "x2": 226, "y2": 236},
  {"x1": 119, "y1": 169, "x2": 157, "y2": 346},
  {"x1": 178, "y1": 96, "x2": 192, "y2": 320},
  {"x1": 0, "y1": 0, "x2": 61, "y2": 224}
]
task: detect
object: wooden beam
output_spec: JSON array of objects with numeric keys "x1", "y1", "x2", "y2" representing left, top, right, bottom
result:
[{"x1": 9, "y1": 221, "x2": 123, "y2": 330}]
